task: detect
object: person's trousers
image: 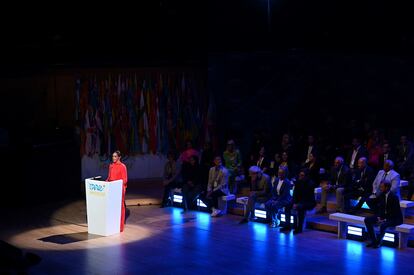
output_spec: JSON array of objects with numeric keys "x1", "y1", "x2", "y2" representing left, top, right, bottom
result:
[
  {"x1": 364, "y1": 216, "x2": 400, "y2": 244},
  {"x1": 245, "y1": 194, "x2": 268, "y2": 219},
  {"x1": 161, "y1": 181, "x2": 182, "y2": 206},
  {"x1": 265, "y1": 199, "x2": 290, "y2": 223},
  {"x1": 182, "y1": 184, "x2": 203, "y2": 210},
  {"x1": 321, "y1": 187, "x2": 346, "y2": 211},
  {"x1": 284, "y1": 202, "x2": 315, "y2": 230},
  {"x1": 208, "y1": 190, "x2": 226, "y2": 210}
]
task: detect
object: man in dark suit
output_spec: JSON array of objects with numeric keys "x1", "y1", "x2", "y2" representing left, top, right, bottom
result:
[
  {"x1": 347, "y1": 157, "x2": 376, "y2": 213},
  {"x1": 396, "y1": 135, "x2": 414, "y2": 179},
  {"x1": 346, "y1": 138, "x2": 368, "y2": 172},
  {"x1": 281, "y1": 168, "x2": 316, "y2": 234},
  {"x1": 317, "y1": 156, "x2": 352, "y2": 213},
  {"x1": 364, "y1": 180, "x2": 403, "y2": 248},
  {"x1": 346, "y1": 137, "x2": 368, "y2": 172},
  {"x1": 378, "y1": 143, "x2": 396, "y2": 173},
  {"x1": 302, "y1": 135, "x2": 318, "y2": 166},
  {"x1": 254, "y1": 146, "x2": 270, "y2": 173},
  {"x1": 265, "y1": 167, "x2": 292, "y2": 228}
]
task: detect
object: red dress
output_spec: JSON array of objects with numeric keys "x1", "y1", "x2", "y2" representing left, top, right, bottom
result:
[{"x1": 107, "y1": 161, "x2": 128, "y2": 232}]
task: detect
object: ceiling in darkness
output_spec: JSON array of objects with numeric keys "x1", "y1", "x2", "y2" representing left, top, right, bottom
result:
[{"x1": 1, "y1": 0, "x2": 414, "y2": 70}]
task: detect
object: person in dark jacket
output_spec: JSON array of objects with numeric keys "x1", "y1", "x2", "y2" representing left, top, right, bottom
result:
[
  {"x1": 364, "y1": 180, "x2": 403, "y2": 248},
  {"x1": 317, "y1": 156, "x2": 352, "y2": 213},
  {"x1": 346, "y1": 157, "x2": 376, "y2": 213},
  {"x1": 265, "y1": 167, "x2": 292, "y2": 228},
  {"x1": 181, "y1": 155, "x2": 203, "y2": 213},
  {"x1": 281, "y1": 168, "x2": 316, "y2": 234}
]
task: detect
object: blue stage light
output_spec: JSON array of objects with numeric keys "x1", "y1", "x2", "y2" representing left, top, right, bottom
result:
[
  {"x1": 254, "y1": 209, "x2": 267, "y2": 219},
  {"x1": 173, "y1": 194, "x2": 183, "y2": 203},
  {"x1": 280, "y1": 214, "x2": 294, "y2": 224},
  {"x1": 197, "y1": 199, "x2": 207, "y2": 208},
  {"x1": 347, "y1": 225, "x2": 364, "y2": 239}
]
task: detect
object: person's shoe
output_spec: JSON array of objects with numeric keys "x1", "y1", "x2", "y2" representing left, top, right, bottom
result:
[
  {"x1": 214, "y1": 209, "x2": 222, "y2": 217},
  {"x1": 336, "y1": 209, "x2": 344, "y2": 213},
  {"x1": 316, "y1": 207, "x2": 327, "y2": 214},
  {"x1": 239, "y1": 218, "x2": 249, "y2": 224},
  {"x1": 269, "y1": 220, "x2": 280, "y2": 228},
  {"x1": 293, "y1": 229, "x2": 302, "y2": 234},
  {"x1": 373, "y1": 241, "x2": 382, "y2": 248},
  {"x1": 280, "y1": 226, "x2": 291, "y2": 232},
  {"x1": 249, "y1": 216, "x2": 258, "y2": 221},
  {"x1": 366, "y1": 242, "x2": 376, "y2": 248},
  {"x1": 211, "y1": 208, "x2": 218, "y2": 217},
  {"x1": 181, "y1": 209, "x2": 188, "y2": 214}
]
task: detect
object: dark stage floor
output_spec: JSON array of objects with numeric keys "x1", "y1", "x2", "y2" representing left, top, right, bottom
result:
[{"x1": 1, "y1": 185, "x2": 413, "y2": 274}]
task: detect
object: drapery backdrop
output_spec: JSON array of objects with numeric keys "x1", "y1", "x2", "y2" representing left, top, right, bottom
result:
[{"x1": 76, "y1": 71, "x2": 212, "y2": 180}]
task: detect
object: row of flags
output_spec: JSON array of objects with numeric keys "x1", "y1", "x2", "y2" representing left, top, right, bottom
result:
[{"x1": 76, "y1": 72, "x2": 215, "y2": 158}]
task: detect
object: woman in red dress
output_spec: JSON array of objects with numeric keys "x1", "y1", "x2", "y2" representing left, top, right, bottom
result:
[{"x1": 106, "y1": 150, "x2": 128, "y2": 232}]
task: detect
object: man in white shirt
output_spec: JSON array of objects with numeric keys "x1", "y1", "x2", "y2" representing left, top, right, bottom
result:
[
  {"x1": 265, "y1": 167, "x2": 292, "y2": 228},
  {"x1": 367, "y1": 160, "x2": 400, "y2": 212}
]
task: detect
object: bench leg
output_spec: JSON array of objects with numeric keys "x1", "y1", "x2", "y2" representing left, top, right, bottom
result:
[
  {"x1": 338, "y1": 221, "x2": 347, "y2": 239},
  {"x1": 399, "y1": 232, "x2": 408, "y2": 249}
]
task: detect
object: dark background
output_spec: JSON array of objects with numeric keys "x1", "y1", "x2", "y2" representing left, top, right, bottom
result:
[{"x1": 1, "y1": 1, "x2": 414, "y2": 205}]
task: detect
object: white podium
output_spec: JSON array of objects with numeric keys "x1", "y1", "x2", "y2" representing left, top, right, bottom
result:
[{"x1": 85, "y1": 178, "x2": 123, "y2": 236}]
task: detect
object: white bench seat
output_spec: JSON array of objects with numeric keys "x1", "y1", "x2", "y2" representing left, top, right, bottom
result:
[
  {"x1": 396, "y1": 224, "x2": 414, "y2": 249},
  {"x1": 330, "y1": 213, "x2": 414, "y2": 249}
]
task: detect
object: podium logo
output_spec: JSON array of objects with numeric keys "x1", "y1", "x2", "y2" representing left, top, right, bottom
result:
[{"x1": 88, "y1": 183, "x2": 106, "y2": 192}]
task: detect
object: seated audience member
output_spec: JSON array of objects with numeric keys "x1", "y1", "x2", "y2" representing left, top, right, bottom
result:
[
  {"x1": 223, "y1": 139, "x2": 243, "y2": 194},
  {"x1": 281, "y1": 168, "x2": 316, "y2": 234},
  {"x1": 302, "y1": 134, "x2": 318, "y2": 166},
  {"x1": 346, "y1": 157, "x2": 375, "y2": 213},
  {"x1": 181, "y1": 156, "x2": 203, "y2": 213},
  {"x1": 161, "y1": 152, "x2": 182, "y2": 208},
  {"x1": 279, "y1": 151, "x2": 298, "y2": 180},
  {"x1": 367, "y1": 160, "x2": 400, "y2": 212},
  {"x1": 279, "y1": 133, "x2": 294, "y2": 157},
  {"x1": 396, "y1": 135, "x2": 414, "y2": 178},
  {"x1": 179, "y1": 140, "x2": 199, "y2": 164},
  {"x1": 265, "y1": 167, "x2": 292, "y2": 228},
  {"x1": 268, "y1": 152, "x2": 282, "y2": 178},
  {"x1": 200, "y1": 142, "x2": 214, "y2": 190},
  {"x1": 253, "y1": 146, "x2": 270, "y2": 173},
  {"x1": 346, "y1": 137, "x2": 368, "y2": 173},
  {"x1": 317, "y1": 156, "x2": 351, "y2": 213},
  {"x1": 206, "y1": 156, "x2": 230, "y2": 217},
  {"x1": 304, "y1": 151, "x2": 320, "y2": 188},
  {"x1": 367, "y1": 136, "x2": 382, "y2": 170},
  {"x1": 239, "y1": 166, "x2": 271, "y2": 224},
  {"x1": 365, "y1": 180, "x2": 403, "y2": 248},
  {"x1": 378, "y1": 142, "x2": 396, "y2": 172}
]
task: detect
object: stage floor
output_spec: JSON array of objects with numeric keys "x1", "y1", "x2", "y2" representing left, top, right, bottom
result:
[{"x1": 1, "y1": 190, "x2": 413, "y2": 274}]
